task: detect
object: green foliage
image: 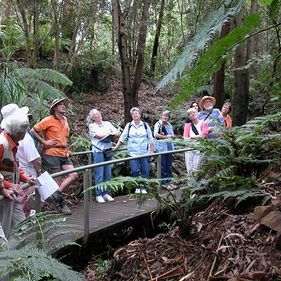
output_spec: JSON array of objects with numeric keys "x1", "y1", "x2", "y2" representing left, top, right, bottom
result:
[
  {"x1": 0, "y1": 212, "x2": 83, "y2": 281},
  {"x1": 69, "y1": 135, "x2": 91, "y2": 152},
  {"x1": 12, "y1": 212, "x2": 80, "y2": 254},
  {"x1": 158, "y1": 0, "x2": 245, "y2": 89},
  {"x1": 171, "y1": 13, "x2": 261, "y2": 107},
  {"x1": 0, "y1": 246, "x2": 84, "y2": 281}
]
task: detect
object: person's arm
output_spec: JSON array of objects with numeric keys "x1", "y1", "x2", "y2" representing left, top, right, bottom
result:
[
  {"x1": 31, "y1": 158, "x2": 42, "y2": 176},
  {"x1": 31, "y1": 128, "x2": 55, "y2": 148},
  {"x1": 183, "y1": 123, "x2": 190, "y2": 140}
]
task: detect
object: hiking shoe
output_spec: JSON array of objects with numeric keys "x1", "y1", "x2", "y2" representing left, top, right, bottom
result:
[
  {"x1": 140, "y1": 188, "x2": 147, "y2": 194},
  {"x1": 60, "y1": 205, "x2": 72, "y2": 215},
  {"x1": 103, "y1": 194, "x2": 114, "y2": 202},
  {"x1": 96, "y1": 195, "x2": 105, "y2": 204},
  {"x1": 135, "y1": 188, "x2": 141, "y2": 194}
]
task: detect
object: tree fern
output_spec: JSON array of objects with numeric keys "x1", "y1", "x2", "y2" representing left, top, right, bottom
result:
[
  {"x1": 157, "y1": 0, "x2": 245, "y2": 90},
  {"x1": 171, "y1": 13, "x2": 261, "y2": 107}
]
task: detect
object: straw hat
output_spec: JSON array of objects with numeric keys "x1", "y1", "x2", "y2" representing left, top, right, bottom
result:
[
  {"x1": 1, "y1": 104, "x2": 29, "y2": 129},
  {"x1": 199, "y1": 96, "x2": 216, "y2": 109},
  {"x1": 50, "y1": 98, "x2": 68, "y2": 114}
]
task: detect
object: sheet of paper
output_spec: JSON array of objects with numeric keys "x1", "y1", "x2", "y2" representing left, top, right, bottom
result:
[{"x1": 36, "y1": 171, "x2": 59, "y2": 201}]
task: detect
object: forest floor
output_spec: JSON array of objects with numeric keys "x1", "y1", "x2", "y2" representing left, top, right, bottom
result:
[{"x1": 68, "y1": 78, "x2": 281, "y2": 281}]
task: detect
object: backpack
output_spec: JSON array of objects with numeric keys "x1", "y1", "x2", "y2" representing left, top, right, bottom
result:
[{"x1": 127, "y1": 121, "x2": 149, "y2": 138}]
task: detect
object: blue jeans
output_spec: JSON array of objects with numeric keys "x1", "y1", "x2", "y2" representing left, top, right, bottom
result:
[
  {"x1": 93, "y1": 152, "x2": 112, "y2": 196},
  {"x1": 130, "y1": 157, "x2": 149, "y2": 182},
  {"x1": 161, "y1": 153, "x2": 173, "y2": 185}
]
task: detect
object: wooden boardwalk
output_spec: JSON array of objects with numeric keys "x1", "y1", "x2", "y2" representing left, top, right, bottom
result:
[{"x1": 65, "y1": 195, "x2": 158, "y2": 240}]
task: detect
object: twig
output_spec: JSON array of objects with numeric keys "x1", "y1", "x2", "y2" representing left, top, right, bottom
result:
[
  {"x1": 208, "y1": 233, "x2": 224, "y2": 280},
  {"x1": 141, "y1": 252, "x2": 153, "y2": 280}
]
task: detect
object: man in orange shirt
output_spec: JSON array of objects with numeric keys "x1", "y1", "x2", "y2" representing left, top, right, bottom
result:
[{"x1": 31, "y1": 98, "x2": 78, "y2": 215}]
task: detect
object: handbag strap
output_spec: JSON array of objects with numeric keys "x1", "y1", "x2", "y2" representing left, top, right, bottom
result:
[
  {"x1": 191, "y1": 123, "x2": 199, "y2": 135},
  {"x1": 204, "y1": 109, "x2": 213, "y2": 121}
]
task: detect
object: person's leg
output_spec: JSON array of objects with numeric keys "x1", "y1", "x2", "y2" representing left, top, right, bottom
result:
[
  {"x1": 0, "y1": 199, "x2": 14, "y2": 238},
  {"x1": 193, "y1": 151, "x2": 204, "y2": 172},
  {"x1": 12, "y1": 201, "x2": 26, "y2": 227},
  {"x1": 139, "y1": 157, "x2": 149, "y2": 193},
  {"x1": 161, "y1": 154, "x2": 168, "y2": 184},
  {"x1": 102, "y1": 157, "x2": 112, "y2": 196},
  {"x1": 130, "y1": 159, "x2": 140, "y2": 177},
  {"x1": 166, "y1": 152, "x2": 173, "y2": 183},
  {"x1": 185, "y1": 151, "x2": 194, "y2": 175},
  {"x1": 93, "y1": 152, "x2": 106, "y2": 197}
]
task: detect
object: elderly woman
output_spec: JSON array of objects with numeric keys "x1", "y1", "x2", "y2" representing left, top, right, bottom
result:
[
  {"x1": 88, "y1": 109, "x2": 120, "y2": 203},
  {"x1": 221, "y1": 102, "x2": 232, "y2": 128},
  {"x1": 154, "y1": 111, "x2": 175, "y2": 189},
  {"x1": 198, "y1": 95, "x2": 224, "y2": 140},
  {"x1": 114, "y1": 107, "x2": 154, "y2": 194},
  {"x1": 183, "y1": 108, "x2": 209, "y2": 175}
]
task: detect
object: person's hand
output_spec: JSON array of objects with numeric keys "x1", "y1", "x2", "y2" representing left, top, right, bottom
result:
[
  {"x1": 44, "y1": 139, "x2": 56, "y2": 148},
  {"x1": 112, "y1": 145, "x2": 117, "y2": 151},
  {"x1": 115, "y1": 130, "x2": 121, "y2": 137},
  {"x1": 10, "y1": 183, "x2": 23, "y2": 196},
  {"x1": 2, "y1": 188, "x2": 14, "y2": 200},
  {"x1": 27, "y1": 177, "x2": 35, "y2": 185}
]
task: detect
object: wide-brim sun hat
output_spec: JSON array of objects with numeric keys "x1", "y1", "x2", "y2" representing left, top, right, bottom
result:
[
  {"x1": 199, "y1": 95, "x2": 216, "y2": 109},
  {"x1": 50, "y1": 98, "x2": 68, "y2": 114},
  {"x1": 1, "y1": 104, "x2": 29, "y2": 129}
]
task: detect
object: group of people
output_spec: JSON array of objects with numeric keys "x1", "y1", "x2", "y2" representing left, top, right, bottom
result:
[
  {"x1": 0, "y1": 98, "x2": 78, "y2": 239},
  {"x1": 89, "y1": 94, "x2": 232, "y2": 203},
  {"x1": 0, "y1": 92, "x2": 232, "y2": 238}
]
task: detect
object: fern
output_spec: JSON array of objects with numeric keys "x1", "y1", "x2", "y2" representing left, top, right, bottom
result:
[
  {"x1": 171, "y1": 13, "x2": 261, "y2": 107},
  {"x1": 0, "y1": 246, "x2": 84, "y2": 281},
  {"x1": 13, "y1": 212, "x2": 80, "y2": 254},
  {"x1": 158, "y1": 0, "x2": 245, "y2": 89}
]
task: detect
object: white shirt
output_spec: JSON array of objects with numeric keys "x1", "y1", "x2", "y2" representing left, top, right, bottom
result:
[{"x1": 17, "y1": 133, "x2": 40, "y2": 177}]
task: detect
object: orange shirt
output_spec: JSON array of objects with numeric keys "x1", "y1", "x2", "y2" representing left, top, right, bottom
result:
[
  {"x1": 0, "y1": 131, "x2": 29, "y2": 189},
  {"x1": 33, "y1": 115, "x2": 70, "y2": 157},
  {"x1": 224, "y1": 114, "x2": 232, "y2": 128}
]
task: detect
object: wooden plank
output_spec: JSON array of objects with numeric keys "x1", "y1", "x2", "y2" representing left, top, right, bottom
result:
[{"x1": 65, "y1": 195, "x2": 158, "y2": 240}]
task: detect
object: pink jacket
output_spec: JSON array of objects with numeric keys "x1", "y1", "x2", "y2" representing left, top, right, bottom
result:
[{"x1": 183, "y1": 121, "x2": 209, "y2": 139}]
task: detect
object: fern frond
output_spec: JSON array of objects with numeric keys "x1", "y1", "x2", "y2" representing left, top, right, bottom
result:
[
  {"x1": 158, "y1": 0, "x2": 245, "y2": 89},
  {"x1": 37, "y1": 69, "x2": 73, "y2": 86},
  {"x1": 0, "y1": 247, "x2": 84, "y2": 281},
  {"x1": 171, "y1": 13, "x2": 261, "y2": 107}
]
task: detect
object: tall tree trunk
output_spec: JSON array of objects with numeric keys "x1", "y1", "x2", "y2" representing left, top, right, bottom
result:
[
  {"x1": 51, "y1": 0, "x2": 60, "y2": 71},
  {"x1": 112, "y1": 0, "x2": 133, "y2": 123},
  {"x1": 16, "y1": 0, "x2": 32, "y2": 67},
  {"x1": 32, "y1": 0, "x2": 40, "y2": 67},
  {"x1": 213, "y1": 21, "x2": 230, "y2": 109},
  {"x1": 150, "y1": 0, "x2": 165, "y2": 78},
  {"x1": 232, "y1": 12, "x2": 249, "y2": 126},
  {"x1": 131, "y1": 0, "x2": 150, "y2": 106}
]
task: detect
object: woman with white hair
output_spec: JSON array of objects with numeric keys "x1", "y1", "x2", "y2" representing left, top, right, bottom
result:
[
  {"x1": 0, "y1": 104, "x2": 34, "y2": 237},
  {"x1": 88, "y1": 109, "x2": 120, "y2": 203},
  {"x1": 183, "y1": 108, "x2": 209, "y2": 176},
  {"x1": 113, "y1": 107, "x2": 154, "y2": 194}
]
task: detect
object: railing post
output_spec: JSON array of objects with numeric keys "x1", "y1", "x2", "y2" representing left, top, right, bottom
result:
[
  {"x1": 156, "y1": 155, "x2": 161, "y2": 179},
  {"x1": 88, "y1": 152, "x2": 93, "y2": 201},
  {"x1": 83, "y1": 169, "x2": 90, "y2": 245}
]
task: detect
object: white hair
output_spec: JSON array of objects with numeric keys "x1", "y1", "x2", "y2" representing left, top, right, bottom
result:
[
  {"x1": 4, "y1": 114, "x2": 29, "y2": 137},
  {"x1": 86, "y1": 109, "x2": 100, "y2": 127}
]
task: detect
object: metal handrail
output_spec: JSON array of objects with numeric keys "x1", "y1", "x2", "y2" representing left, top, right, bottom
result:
[{"x1": 0, "y1": 147, "x2": 192, "y2": 242}]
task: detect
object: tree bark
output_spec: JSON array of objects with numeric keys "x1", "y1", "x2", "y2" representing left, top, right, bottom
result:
[
  {"x1": 232, "y1": 11, "x2": 249, "y2": 126},
  {"x1": 51, "y1": 0, "x2": 60, "y2": 71},
  {"x1": 32, "y1": 0, "x2": 40, "y2": 67},
  {"x1": 131, "y1": 0, "x2": 150, "y2": 106},
  {"x1": 150, "y1": 0, "x2": 165, "y2": 78},
  {"x1": 213, "y1": 21, "x2": 230, "y2": 109},
  {"x1": 112, "y1": 0, "x2": 133, "y2": 123}
]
